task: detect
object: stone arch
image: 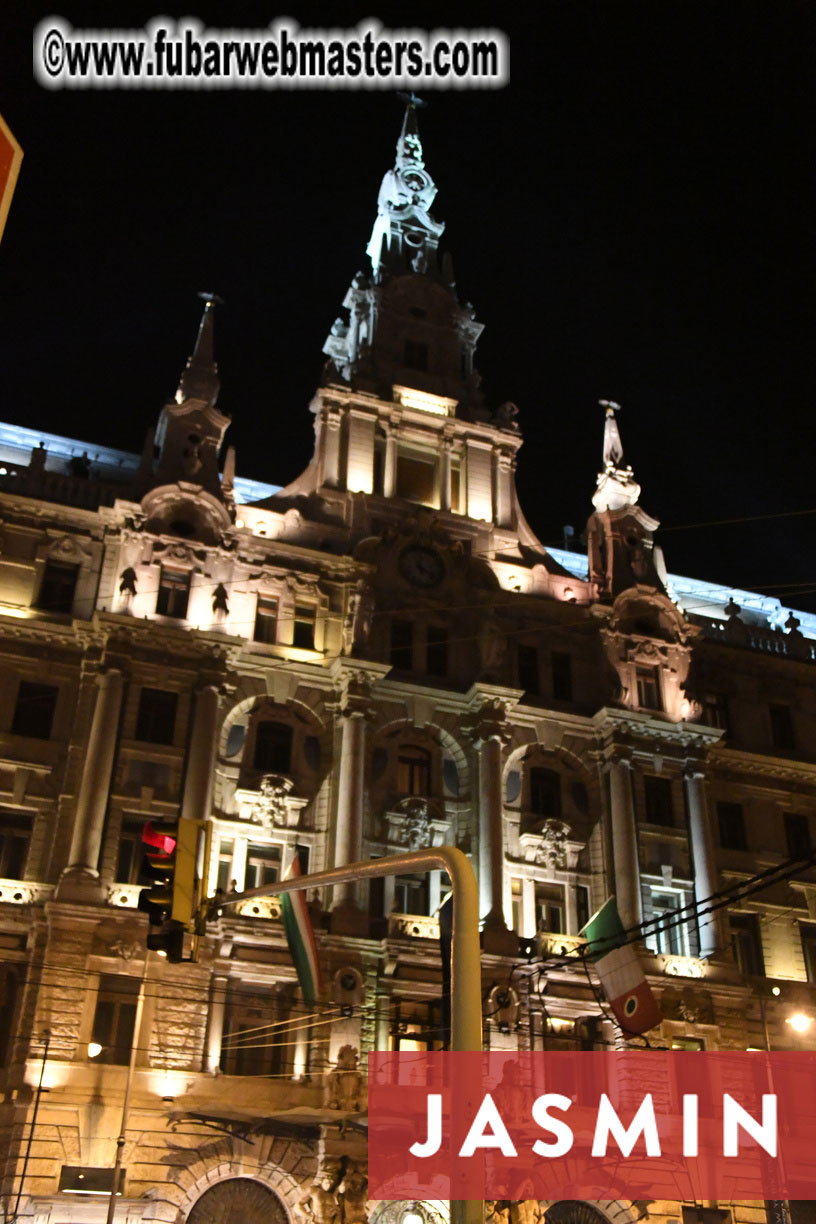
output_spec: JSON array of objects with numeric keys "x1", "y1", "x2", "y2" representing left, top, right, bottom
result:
[
  {"x1": 158, "y1": 1132, "x2": 307, "y2": 1224},
  {"x1": 186, "y1": 1176, "x2": 288, "y2": 1224},
  {"x1": 370, "y1": 713, "x2": 471, "y2": 792},
  {"x1": 219, "y1": 684, "x2": 329, "y2": 760},
  {"x1": 369, "y1": 1200, "x2": 449, "y2": 1224},
  {"x1": 541, "y1": 1203, "x2": 640, "y2": 1224}
]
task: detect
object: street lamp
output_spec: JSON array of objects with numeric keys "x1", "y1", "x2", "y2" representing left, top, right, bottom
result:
[{"x1": 785, "y1": 1012, "x2": 813, "y2": 1035}]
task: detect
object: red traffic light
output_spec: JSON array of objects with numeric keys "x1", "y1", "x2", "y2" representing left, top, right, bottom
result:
[{"x1": 142, "y1": 823, "x2": 177, "y2": 856}]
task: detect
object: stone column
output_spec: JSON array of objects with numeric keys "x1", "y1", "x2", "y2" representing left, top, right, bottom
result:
[
  {"x1": 607, "y1": 757, "x2": 643, "y2": 932},
  {"x1": 332, "y1": 709, "x2": 367, "y2": 912},
  {"x1": 383, "y1": 426, "x2": 397, "y2": 498},
  {"x1": 204, "y1": 973, "x2": 228, "y2": 1073},
  {"x1": 60, "y1": 667, "x2": 125, "y2": 899},
  {"x1": 465, "y1": 698, "x2": 517, "y2": 954},
  {"x1": 684, "y1": 766, "x2": 722, "y2": 958},
  {"x1": 181, "y1": 684, "x2": 219, "y2": 825},
  {"x1": 565, "y1": 883, "x2": 579, "y2": 937},
  {"x1": 439, "y1": 439, "x2": 452, "y2": 512},
  {"x1": 322, "y1": 407, "x2": 342, "y2": 488}
]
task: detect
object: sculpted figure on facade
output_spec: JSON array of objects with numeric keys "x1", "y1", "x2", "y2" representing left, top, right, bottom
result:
[
  {"x1": 339, "y1": 1162, "x2": 369, "y2": 1224},
  {"x1": 325, "y1": 1044, "x2": 365, "y2": 1111},
  {"x1": 343, "y1": 580, "x2": 375, "y2": 655},
  {"x1": 254, "y1": 773, "x2": 294, "y2": 829},
  {"x1": 297, "y1": 1164, "x2": 343, "y2": 1224},
  {"x1": 394, "y1": 797, "x2": 432, "y2": 849},
  {"x1": 534, "y1": 818, "x2": 570, "y2": 869}
]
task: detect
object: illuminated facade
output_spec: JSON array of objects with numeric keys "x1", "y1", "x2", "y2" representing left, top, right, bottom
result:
[{"x1": 0, "y1": 103, "x2": 813, "y2": 1224}]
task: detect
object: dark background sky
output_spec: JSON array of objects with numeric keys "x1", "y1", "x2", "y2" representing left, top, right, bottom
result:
[{"x1": 1, "y1": 2, "x2": 814, "y2": 606}]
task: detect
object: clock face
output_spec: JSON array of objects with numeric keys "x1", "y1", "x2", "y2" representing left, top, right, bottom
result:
[{"x1": 398, "y1": 546, "x2": 445, "y2": 588}]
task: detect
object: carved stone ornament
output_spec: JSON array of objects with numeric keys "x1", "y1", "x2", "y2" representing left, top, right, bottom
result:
[
  {"x1": 324, "y1": 1044, "x2": 364, "y2": 1111},
  {"x1": 393, "y1": 797, "x2": 432, "y2": 849},
  {"x1": 534, "y1": 819, "x2": 571, "y2": 869},
  {"x1": 295, "y1": 1163, "x2": 343, "y2": 1224},
  {"x1": 253, "y1": 773, "x2": 294, "y2": 829},
  {"x1": 339, "y1": 1163, "x2": 368, "y2": 1224}
]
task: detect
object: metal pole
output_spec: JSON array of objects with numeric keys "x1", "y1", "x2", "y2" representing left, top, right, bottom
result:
[
  {"x1": 13, "y1": 1030, "x2": 50, "y2": 1221},
  {"x1": 210, "y1": 846, "x2": 484, "y2": 1224},
  {"x1": 104, "y1": 956, "x2": 149, "y2": 1224}
]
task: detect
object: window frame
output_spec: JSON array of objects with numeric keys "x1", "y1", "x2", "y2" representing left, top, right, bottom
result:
[
  {"x1": 36, "y1": 560, "x2": 79, "y2": 614},
  {"x1": 155, "y1": 567, "x2": 190, "y2": 619},
  {"x1": 134, "y1": 687, "x2": 177, "y2": 746},
  {"x1": 11, "y1": 681, "x2": 58, "y2": 740},
  {"x1": 717, "y1": 800, "x2": 747, "y2": 851},
  {"x1": 253, "y1": 595, "x2": 278, "y2": 645}
]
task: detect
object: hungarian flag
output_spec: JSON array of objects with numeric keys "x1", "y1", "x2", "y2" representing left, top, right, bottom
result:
[
  {"x1": 280, "y1": 849, "x2": 321, "y2": 1006},
  {"x1": 581, "y1": 897, "x2": 661, "y2": 1035}
]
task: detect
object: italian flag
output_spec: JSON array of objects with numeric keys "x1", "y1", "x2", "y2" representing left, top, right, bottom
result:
[
  {"x1": 281, "y1": 849, "x2": 321, "y2": 1006},
  {"x1": 581, "y1": 897, "x2": 661, "y2": 1035}
]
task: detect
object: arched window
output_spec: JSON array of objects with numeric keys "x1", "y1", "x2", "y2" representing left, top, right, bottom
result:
[
  {"x1": 397, "y1": 746, "x2": 431, "y2": 797},
  {"x1": 252, "y1": 721, "x2": 293, "y2": 773},
  {"x1": 529, "y1": 766, "x2": 562, "y2": 820}
]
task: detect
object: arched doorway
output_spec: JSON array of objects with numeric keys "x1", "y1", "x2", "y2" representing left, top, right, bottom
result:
[
  {"x1": 186, "y1": 1177, "x2": 288, "y2": 1224},
  {"x1": 544, "y1": 1206, "x2": 609, "y2": 1224}
]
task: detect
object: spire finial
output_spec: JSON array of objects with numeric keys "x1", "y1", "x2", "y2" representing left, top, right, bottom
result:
[
  {"x1": 176, "y1": 292, "x2": 223, "y2": 406},
  {"x1": 592, "y1": 399, "x2": 641, "y2": 511}
]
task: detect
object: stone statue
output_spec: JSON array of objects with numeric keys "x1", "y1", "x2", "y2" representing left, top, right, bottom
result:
[
  {"x1": 485, "y1": 1203, "x2": 510, "y2": 1224},
  {"x1": 254, "y1": 773, "x2": 293, "y2": 830},
  {"x1": 212, "y1": 582, "x2": 229, "y2": 616},
  {"x1": 509, "y1": 1201, "x2": 541, "y2": 1224},
  {"x1": 324, "y1": 1044, "x2": 364, "y2": 1111},
  {"x1": 343, "y1": 581, "x2": 375, "y2": 655},
  {"x1": 339, "y1": 1163, "x2": 368, "y2": 1224},
  {"x1": 296, "y1": 1165, "x2": 342, "y2": 1224},
  {"x1": 118, "y1": 567, "x2": 137, "y2": 598}
]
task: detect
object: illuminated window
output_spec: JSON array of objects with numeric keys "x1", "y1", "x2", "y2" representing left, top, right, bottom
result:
[
  {"x1": 245, "y1": 842, "x2": 282, "y2": 890},
  {"x1": 535, "y1": 883, "x2": 564, "y2": 933},
  {"x1": 11, "y1": 681, "x2": 58, "y2": 740},
  {"x1": 216, "y1": 838, "x2": 234, "y2": 893},
  {"x1": 643, "y1": 775, "x2": 674, "y2": 827},
  {"x1": 425, "y1": 625, "x2": 448, "y2": 677},
  {"x1": 396, "y1": 450, "x2": 436, "y2": 506},
  {"x1": 37, "y1": 561, "x2": 78, "y2": 614},
  {"x1": 672, "y1": 1037, "x2": 704, "y2": 1051},
  {"x1": 785, "y1": 812, "x2": 811, "y2": 860},
  {"x1": 650, "y1": 890, "x2": 688, "y2": 956},
  {"x1": 717, "y1": 801, "x2": 747, "y2": 850},
  {"x1": 91, "y1": 975, "x2": 139, "y2": 1065},
  {"x1": 397, "y1": 746, "x2": 430, "y2": 796},
  {"x1": 769, "y1": 703, "x2": 795, "y2": 751},
  {"x1": 156, "y1": 568, "x2": 190, "y2": 618},
  {"x1": 576, "y1": 883, "x2": 591, "y2": 931},
  {"x1": 253, "y1": 722, "x2": 293, "y2": 774},
  {"x1": 292, "y1": 604, "x2": 316, "y2": 650},
  {"x1": 0, "y1": 811, "x2": 32, "y2": 879},
  {"x1": 551, "y1": 652, "x2": 573, "y2": 701},
  {"x1": 510, "y1": 878, "x2": 523, "y2": 933},
  {"x1": 393, "y1": 872, "x2": 430, "y2": 915},
  {"x1": 254, "y1": 596, "x2": 278, "y2": 644},
  {"x1": 135, "y1": 687, "x2": 177, "y2": 745},
  {"x1": 730, "y1": 912, "x2": 764, "y2": 976},
  {"x1": 390, "y1": 618, "x2": 413, "y2": 668},
  {"x1": 392, "y1": 998, "x2": 443, "y2": 1051},
  {"x1": 636, "y1": 666, "x2": 661, "y2": 710}
]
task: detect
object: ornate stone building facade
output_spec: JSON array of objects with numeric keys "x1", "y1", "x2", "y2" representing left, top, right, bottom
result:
[{"x1": 0, "y1": 104, "x2": 813, "y2": 1224}]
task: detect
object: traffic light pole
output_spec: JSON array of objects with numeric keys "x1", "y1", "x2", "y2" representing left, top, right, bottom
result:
[{"x1": 210, "y1": 845, "x2": 482, "y2": 1224}]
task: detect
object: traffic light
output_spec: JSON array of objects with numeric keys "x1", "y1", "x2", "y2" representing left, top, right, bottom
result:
[{"x1": 137, "y1": 817, "x2": 205, "y2": 962}]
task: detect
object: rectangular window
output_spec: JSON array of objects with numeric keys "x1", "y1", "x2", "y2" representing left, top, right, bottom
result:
[
  {"x1": 397, "y1": 747, "x2": 431, "y2": 797},
  {"x1": 396, "y1": 451, "x2": 436, "y2": 506},
  {"x1": 650, "y1": 890, "x2": 688, "y2": 956},
  {"x1": 450, "y1": 462, "x2": 462, "y2": 513},
  {"x1": 769, "y1": 703, "x2": 796, "y2": 751},
  {"x1": 220, "y1": 988, "x2": 287, "y2": 1077},
  {"x1": 156, "y1": 568, "x2": 190, "y2": 619},
  {"x1": 11, "y1": 681, "x2": 58, "y2": 740},
  {"x1": 134, "y1": 687, "x2": 177, "y2": 745},
  {"x1": 403, "y1": 339, "x2": 428, "y2": 371},
  {"x1": 717, "y1": 801, "x2": 747, "y2": 851},
  {"x1": 510, "y1": 878, "x2": 523, "y2": 934},
  {"x1": 390, "y1": 619, "x2": 414, "y2": 669},
  {"x1": 785, "y1": 812, "x2": 811, "y2": 860},
  {"x1": 245, "y1": 842, "x2": 282, "y2": 890},
  {"x1": 800, "y1": 923, "x2": 816, "y2": 984},
  {"x1": 391, "y1": 998, "x2": 444, "y2": 1052},
  {"x1": 529, "y1": 768, "x2": 562, "y2": 822},
  {"x1": 636, "y1": 666, "x2": 661, "y2": 710},
  {"x1": 644, "y1": 775, "x2": 674, "y2": 827},
  {"x1": 517, "y1": 644, "x2": 539, "y2": 695},
  {"x1": 116, "y1": 815, "x2": 150, "y2": 884},
  {"x1": 393, "y1": 872, "x2": 430, "y2": 915},
  {"x1": 576, "y1": 884, "x2": 591, "y2": 932},
  {"x1": 426, "y1": 625, "x2": 448, "y2": 677},
  {"x1": 253, "y1": 722, "x2": 293, "y2": 774},
  {"x1": 253, "y1": 596, "x2": 278, "y2": 645},
  {"x1": 701, "y1": 692, "x2": 729, "y2": 732},
  {"x1": 0, "y1": 811, "x2": 32, "y2": 879},
  {"x1": 535, "y1": 883, "x2": 565, "y2": 934},
  {"x1": 730, "y1": 912, "x2": 765, "y2": 976},
  {"x1": 91, "y1": 975, "x2": 140, "y2": 1065},
  {"x1": 672, "y1": 1037, "x2": 705, "y2": 1051},
  {"x1": 37, "y1": 561, "x2": 78, "y2": 614},
  {"x1": 551, "y1": 651, "x2": 573, "y2": 701},
  {"x1": 216, "y1": 838, "x2": 234, "y2": 893},
  {"x1": 292, "y1": 605, "x2": 316, "y2": 650}
]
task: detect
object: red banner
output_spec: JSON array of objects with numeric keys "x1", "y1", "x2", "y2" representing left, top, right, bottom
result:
[
  {"x1": 0, "y1": 114, "x2": 23, "y2": 244},
  {"x1": 368, "y1": 1051, "x2": 816, "y2": 1201}
]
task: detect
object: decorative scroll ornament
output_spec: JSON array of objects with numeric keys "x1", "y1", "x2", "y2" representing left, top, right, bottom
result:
[
  {"x1": 253, "y1": 773, "x2": 294, "y2": 829},
  {"x1": 534, "y1": 818, "x2": 570, "y2": 869},
  {"x1": 394, "y1": 797, "x2": 432, "y2": 849}
]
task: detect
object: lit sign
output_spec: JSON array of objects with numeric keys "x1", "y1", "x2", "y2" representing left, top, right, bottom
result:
[{"x1": 394, "y1": 385, "x2": 457, "y2": 417}]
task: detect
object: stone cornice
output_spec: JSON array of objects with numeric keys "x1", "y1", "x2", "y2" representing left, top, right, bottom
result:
[{"x1": 709, "y1": 744, "x2": 816, "y2": 785}]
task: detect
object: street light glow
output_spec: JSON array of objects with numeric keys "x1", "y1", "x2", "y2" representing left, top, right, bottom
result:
[
  {"x1": 87, "y1": 1042, "x2": 102, "y2": 1059},
  {"x1": 786, "y1": 1012, "x2": 812, "y2": 1034}
]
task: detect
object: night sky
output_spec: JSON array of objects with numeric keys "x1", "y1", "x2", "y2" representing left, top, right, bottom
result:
[{"x1": 1, "y1": 3, "x2": 814, "y2": 606}]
